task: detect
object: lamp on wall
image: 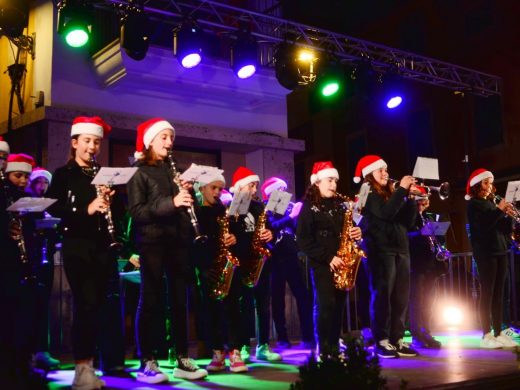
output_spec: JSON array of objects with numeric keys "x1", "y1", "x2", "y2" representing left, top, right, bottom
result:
[{"x1": 57, "y1": 0, "x2": 93, "y2": 48}]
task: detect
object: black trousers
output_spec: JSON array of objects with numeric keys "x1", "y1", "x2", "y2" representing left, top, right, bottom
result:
[
  {"x1": 62, "y1": 238, "x2": 125, "y2": 367},
  {"x1": 311, "y1": 265, "x2": 347, "y2": 355},
  {"x1": 367, "y1": 252, "x2": 410, "y2": 343},
  {"x1": 136, "y1": 243, "x2": 192, "y2": 359},
  {"x1": 409, "y1": 268, "x2": 438, "y2": 336},
  {"x1": 33, "y1": 261, "x2": 54, "y2": 353},
  {"x1": 475, "y1": 254, "x2": 508, "y2": 336},
  {"x1": 240, "y1": 261, "x2": 272, "y2": 346},
  {"x1": 271, "y1": 250, "x2": 314, "y2": 343}
]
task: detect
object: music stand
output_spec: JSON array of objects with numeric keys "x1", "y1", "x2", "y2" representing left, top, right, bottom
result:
[
  {"x1": 421, "y1": 221, "x2": 450, "y2": 236},
  {"x1": 265, "y1": 189, "x2": 292, "y2": 215}
]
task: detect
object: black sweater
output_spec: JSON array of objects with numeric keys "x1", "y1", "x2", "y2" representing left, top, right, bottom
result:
[
  {"x1": 467, "y1": 197, "x2": 512, "y2": 258},
  {"x1": 296, "y1": 197, "x2": 345, "y2": 268},
  {"x1": 229, "y1": 199, "x2": 268, "y2": 262},
  {"x1": 190, "y1": 203, "x2": 226, "y2": 269},
  {"x1": 361, "y1": 187, "x2": 417, "y2": 256},
  {"x1": 47, "y1": 160, "x2": 111, "y2": 242},
  {"x1": 127, "y1": 160, "x2": 192, "y2": 245}
]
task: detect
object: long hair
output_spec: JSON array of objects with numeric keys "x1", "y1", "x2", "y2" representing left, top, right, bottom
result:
[
  {"x1": 67, "y1": 135, "x2": 80, "y2": 163},
  {"x1": 469, "y1": 181, "x2": 496, "y2": 201},
  {"x1": 139, "y1": 147, "x2": 160, "y2": 166},
  {"x1": 365, "y1": 173, "x2": 394, "y2": 201},
  {"x1": 303, "y1": 182, "x2": 343, "y2": 209}
]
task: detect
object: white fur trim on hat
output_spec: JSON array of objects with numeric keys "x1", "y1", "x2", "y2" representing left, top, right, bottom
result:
[
  {"x1": 30, "y1": 170, "x2": 52, "y2": 184},
  {"x1": 362, "y1": 160, "x2": 387, "y2": 179},
  {"x1": 71, "y1": 122, "x2": 104, "y2": 138},
  {"x1": 229, "y1": 174, "x2": 260, "y2": 193},
  {"x1": 469, "y1": 171, "x2": 493, "y2": 188},
  {"x1": 310, "y1": 168, "x2": 339, "y2": 185},
  {"x1": 134, "y1": 151, "x2": 144, "y2": 160},
  {"x1": 143, "y1": 121, "x2": 175, "y2": 149},
  {"x1": 0, "y1": 139, "x2": 9, "y2": 154},
  {"x1": 198, "y1": 172, "x2": 226, "y2": 187},
  {"x1": 5, "y1": 162, "x2": 32, "y2": 174}
]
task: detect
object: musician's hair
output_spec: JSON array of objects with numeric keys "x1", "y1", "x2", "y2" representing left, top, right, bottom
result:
[
  {"x1": 469, "y1": 181, "x2": 496, "y2": 201},
  {"x1": 68, "y1": 135, "x2": 80, "y2": 162},
  {"x1": 140, "y1": 147, "x2": 160, "y2": 166},
  {"x1": 304, "y1": 182, "x2": 344, "y2": 209},
  {"x1": 365, "y1": 173, "x2": 394, "y2": 201}
]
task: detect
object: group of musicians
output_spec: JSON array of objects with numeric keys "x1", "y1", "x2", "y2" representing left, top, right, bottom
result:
[{"x1": 1, "y1": 117, "x2": 520, "y2": 389}]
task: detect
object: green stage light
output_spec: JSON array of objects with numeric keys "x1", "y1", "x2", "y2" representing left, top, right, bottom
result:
[
  {"x1": 64, "y1": 21, "x2": 89, "y2": 48},
  {"x1": 321, "y1": 81, "x2": 340, "y2": 97},
  {"x1": 57, "y1": 0, "x2": 92, "y2": 49}
]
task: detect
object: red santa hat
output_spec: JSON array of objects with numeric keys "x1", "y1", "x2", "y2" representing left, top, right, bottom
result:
[
  {"x1": 134, "y1": 118, "x2": 175, "y2": 160},
  {"x1": 261, "y1": 177, "x2": 288, "y2": 200},
  {"x1": 465, "y1": 168, "x2": 493, "y2": 200},
  {"x1": 310, "y1": 161, "x2": 339, "y2": 185},
  {"x1": 71, "y1": 116, "x2": 111, "y2": 138},
  {"x1": 5, "y1": 153, "x2": 35, "y2": 174},
  {"x1": 220, "y1": 189, "x2": 233, "y2": 206},
  {"x1": 414, "y1": 186, "x2": 429, "y2": 200},
  {"x1": 30, "y1": 167, "x2": 52, "y2": 184},
  {"x1": 229, "y1": 166, "x2": 260, "y2": 193},
  {"x1": 0, "y1": 136, "x2": 9, "y2": 154},
  {"x1": 353, "y1": 155, "x2": 387, "y2": 183}
]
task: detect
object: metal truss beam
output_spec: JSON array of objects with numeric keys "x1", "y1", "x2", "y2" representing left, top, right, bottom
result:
[{"x1": 106, "y1": 0, "x2": 501, "y2": 97}]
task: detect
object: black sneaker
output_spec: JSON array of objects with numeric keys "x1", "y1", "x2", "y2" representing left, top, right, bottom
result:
[
  {"x1": 173, "y1": 357, "x2": 208, "y2": 380},
  {"x1": 422, "y1": 332, "x2": 442, "y2": 349},
  {"x1": 375, "y1": 339, "x2": 398, "y2": 359},
  {"x1": 395, "y1": 339, "x2": 418, "y2": 357}
]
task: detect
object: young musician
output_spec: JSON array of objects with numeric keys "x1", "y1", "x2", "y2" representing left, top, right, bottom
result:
[
  {"x1": 354, "y1": 155, "x2": 417, "y2": 358},
  {"x1": 46, "y1": 116, "x2": 125, "y2": 389},
  {"x1": 127, "y1": 118, "x2": 208, "y2": 383},
  {"x1": 0, "y1": 136, "x2": 9, "y2": 170},
  {"x1": 262, "y1": 177, "x2": 315, "y2": 349},
  {"x1": 26, "y1": 168, "x2": 62, "y2": 370},
  {"x1": 0, "y1": 153, "x2": 45, "y2": 388},
  {"x1": 408, "y1": 190, "x2": 442, "y2": 349},
  {"x1": 190, "y1": 172, "x2": 249, "y2": 373},
  {"x1": 466, "y1": 168, "x2": 518, "y2": 348},
  {"x1": 228, "y1": 167, "x2": 279, "y2": 362}
]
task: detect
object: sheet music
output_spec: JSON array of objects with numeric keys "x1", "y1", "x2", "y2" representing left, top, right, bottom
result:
[
  {"x1": 265, "y1": 189, "x2": 292, "y2": 215},
  {"x1": 91, "y1": 167, "x2": 138, "y2": 186},
  {"x1": 6, "y1": 197, "x2": 57, "y2": 213},
  {"x1": 505, "y1": 181, "x2": 520, "y2": 203},
  {"x1": 228, "y1": 191, "x2": 251, "y2": 216},
  {"x1": 413, "y1": 157, "x2": 439, "y2": 180}
]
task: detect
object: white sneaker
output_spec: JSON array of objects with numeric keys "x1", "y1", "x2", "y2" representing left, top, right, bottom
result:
[
  {"x1": 136, "y1": 359, "x2": 169, "y2": 384},
  {"x1": 173, "y1": 357, "x2": 208, "y2": 380},
  {"x1": 72, "y1": 361, "x2": 106, "y2": 390},
  {"x1": 480, "y1": 332, "x2": 503, "y2": 349},
  {"x1": 497, "y1": 331, "x2": 519, "y2": 347}
]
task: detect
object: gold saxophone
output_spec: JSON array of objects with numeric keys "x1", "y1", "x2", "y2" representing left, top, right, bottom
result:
[
  {"x1": 242, "y1": 209, "x2": 271, "y2": 287},
  {"x1": 208, "y1": 211, "x2": 240, "y2": 300},
  {"x1": 333, "y1": 194, "x2": 365, "y2": 291}
]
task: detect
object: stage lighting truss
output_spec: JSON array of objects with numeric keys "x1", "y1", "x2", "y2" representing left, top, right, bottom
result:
[
  {"x1": 230, "y1": 30, "x2": 258, "y2": 79},
  {"x1": 120, "y1": 1, "x2": 150, "y2": 61},
  {"x1": 173, "y1": 19, "x2": 204, "y2": 68},
  {"x1": 57, "y1": 0, "x2": 93, "y2": 48}
]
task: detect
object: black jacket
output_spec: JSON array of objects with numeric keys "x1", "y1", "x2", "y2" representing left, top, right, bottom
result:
[
  {"x1": 360, "y1": 187, "x2": 417, "y2": 256},
  {"x1": 0, "y1": 181, "x2": 25, "y2": 269},
  {"x1": 190, "y1": 202, "x2": 226, "y2": 269},
  {"x1": 467, "y1": 197, "x2": 512, "y2": 258},
  {"x1": 268, "y1": 207, "x2": 299, "y2": 256},
  {"x1": 296, "y1": 197, "x2": 345, "y2": 268},
  {"x1": 46, "y1": 160, "x2": 122, "y2": 243},
  {"x1": 229, "y1": 199, "x2": 268, "y2": 262},
  {"x1": 408, "y1": 212, "x2": 438, "y2": 272},
  {"x1": 127, "y1": 160, "x2": 192, "y2": 245}
]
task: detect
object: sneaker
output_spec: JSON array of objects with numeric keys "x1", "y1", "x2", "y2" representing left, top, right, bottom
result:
[
  {"x1": 374, "y1": 339, "x2": 398, "y2": 359},
  {"x1": 256, "y1": 343, "x2": 282, "y2": 361},
  {"x1": 502, "y1": 327, "x2": 520, "y2": 340},
  {"x1": 72, "y1": 361, "x2": 106, "y2": 390},
  {"x1": 33, "y1": 351, "x2": 60, "y2": 371},
  {"x1": 173, "y1": 357, "x2": 208, "y2": 380},
  {"x1": 395, "y1": 339, "x2": 418, "y2": 357},
  {"x1": 422, "y1": 333, "x2": 442, "y2": 349},
  {"x1": 229, "y1": 349, "x2": 248, "y2": 373},
  {"x1": 412, "y1": 332, "x2": 441, "y2": 349},
  {"x1": 207, "y1": 350, "x2": 226, "y2": 372},
  {"x1": 497, "y1": 331, "x2": 519, "y2": 347},
  {"x1": 136, "y1": 359, "x2": 169, "y2": 384},
  {"x1": 480, "y1": 332, "x2": 504, "y2": 349},
  {"x1": 240, "y1": 345, "x2": 251, "y2": 363}
]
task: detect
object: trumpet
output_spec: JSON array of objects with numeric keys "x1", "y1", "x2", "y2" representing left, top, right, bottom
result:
[
  {"x1": 493, "y1": 195, "x2": 520, "y2": 223},
  {"x1": 391, "y1": 178, "x2": 450, "y2": 200}
]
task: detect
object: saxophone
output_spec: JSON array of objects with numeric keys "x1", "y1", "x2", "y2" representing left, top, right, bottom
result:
[
  {"x1": 208, "y1": 208, "x2": 240, "y2": 300},
  {"x1": 333, "y1": 195, "x2": 365, "y2": 291},
  {"x1": 242, "y1": 208, "x2": 271, "y2": 287}
]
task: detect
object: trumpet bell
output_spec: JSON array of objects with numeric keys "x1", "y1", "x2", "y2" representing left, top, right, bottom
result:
[{"x1": 437, "y1": 182, "x2": 450, "y2": 200}]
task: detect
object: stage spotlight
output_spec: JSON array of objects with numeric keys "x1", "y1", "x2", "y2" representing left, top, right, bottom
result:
[
  {"x1": 351, "y1": 61, "x2": 377, "y2": 101},
  {"x1": 174, "y1": 20, "x2": 203, "y2": 69},
  {"x1": 121, "y1": 10, "x2": 150, "y2": 61},
  {"x1": 231, "y1": 31, "x2": 258, "y2": 79},
  {"x1": 274, "y1": 42, "x2": 319, "y2": 90},
  {"x1": 315, "y1": 60, "x2": 345, "y2": 98},
  {"x1": 57, "y1": 0, "x2": 92, "y2": 48},
  {"x1": 442, "y1": 306, "x2": 464, "y2": 327},
  {"x1": 382, "y1": 72, "x2": 404, "y2": 109},
  {"x1": 0, "y1": 0, "x2": 30, "y2": 38}
]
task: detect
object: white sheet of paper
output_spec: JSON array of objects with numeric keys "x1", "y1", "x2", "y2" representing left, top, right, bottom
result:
[
  {"x1": 421, "y1": 221, "x2": 450, "y2": 236},
  {"x1": 265, "y1": 190, "x2": 292, "y2": 215},
  {"x1": 91, "y1": 167, "x2": 138, "y2": 186},
  {"x1": 413, "y1": 157, "x2": 439, "y2": 180},
  {"x1": 228, "y1": 191, "x2": 251, "y2": 216},
  {"x1": 505, "y1": 181, "x2": 520, "y2": 203},
  {"x1": 180, "y1": 163, "x2": 223, "y2": 183},
  {"x1": 6, "y1": 197, "x2": 57, "y2": 213}
]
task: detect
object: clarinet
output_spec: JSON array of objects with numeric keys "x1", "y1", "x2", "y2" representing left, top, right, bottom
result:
[
  {"x1": 87, "y1": 156, "x2": 122, "y2": 250},
  {"x1": 166, "y1": 150, "x2": 207, "y2": 244},
  {"x1": 0, "y1": 168, "x2": 32, "y2": 283}
]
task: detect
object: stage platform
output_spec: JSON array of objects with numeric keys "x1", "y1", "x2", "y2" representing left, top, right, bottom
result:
[{"x1": 46, "y1": 330, "x2": 520, "y2": 389}]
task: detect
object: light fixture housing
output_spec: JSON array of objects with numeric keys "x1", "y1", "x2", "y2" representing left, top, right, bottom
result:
[
  {"x1": 381, "y1": 71, "x2": 404, "y2": 109},
  {"x1": 173, "y1": 21, "x2": 203, "y2": 69},
  {"x1": 121, "y1": 11, "x2": 150, "y2": 61},
  {"x1": 0, "y1": 0, "x2": 30, "y2": 38},
  {"x1": 57, "y1": 0, "x2": 92, "y2": 48},
  {"x1": 231, "y1": 31, "x2": 258, "y2": 79},
  {"x1": 274, "y1": 42, "x2": 319, "y2": 90}
]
